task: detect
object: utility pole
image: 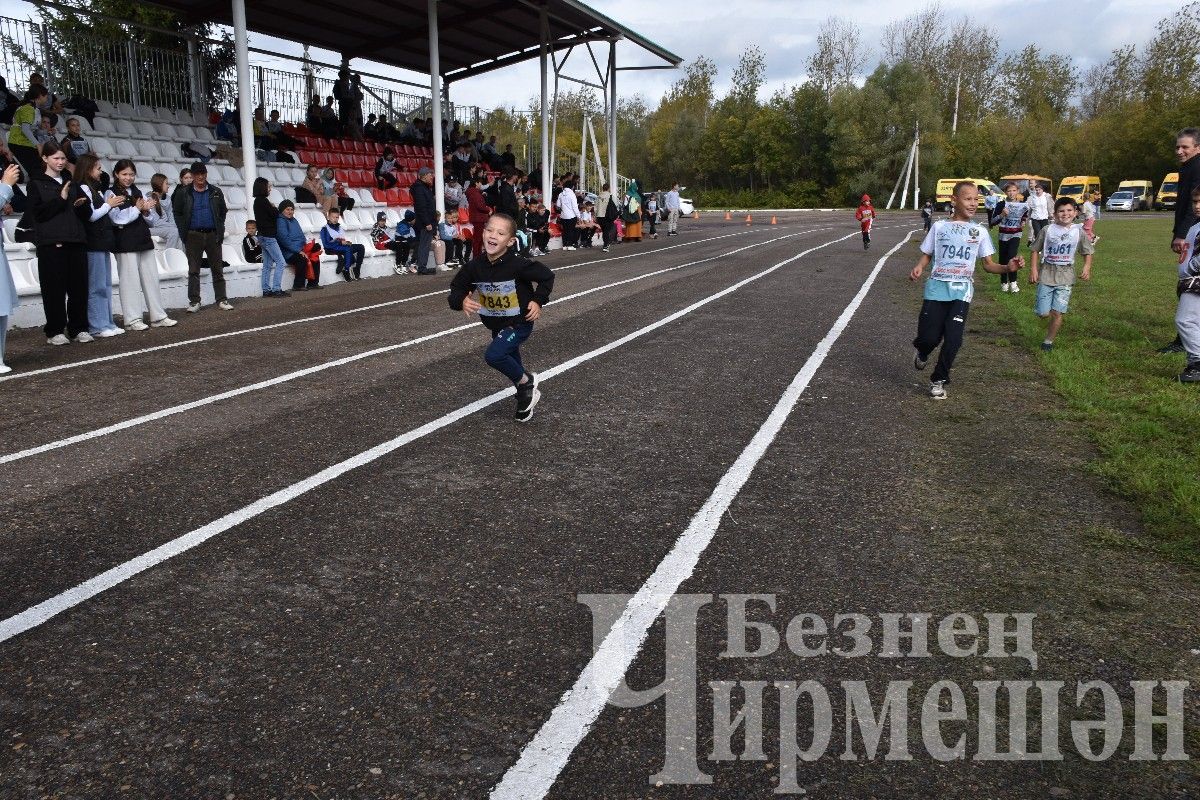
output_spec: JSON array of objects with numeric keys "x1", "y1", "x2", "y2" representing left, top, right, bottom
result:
[{"x1": 952, "y1": 73, "x2": 961, "y2": 136}]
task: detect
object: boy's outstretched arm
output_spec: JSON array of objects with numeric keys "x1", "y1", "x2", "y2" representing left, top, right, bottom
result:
[
  {"x1": 980, "y1": 254, "x2": 1024, "y2": 275},
  {"x1": 909, "y1": 253, "x2": 931, "y2": 282},
  {"x1": 1080, "y1": 253, "x2": 1093, "y2": 281}
]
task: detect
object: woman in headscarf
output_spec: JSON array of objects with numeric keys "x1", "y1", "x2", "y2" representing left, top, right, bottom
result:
[{"x1": 624, "y1": 178, "x2": 644, "y2": 241}]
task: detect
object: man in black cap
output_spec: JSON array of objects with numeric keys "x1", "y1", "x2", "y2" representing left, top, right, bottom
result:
[
  {"x1": 411, "y1": 166, "x2": 437, "y2": 274},
  {"x1": 172, "y1": 161, "x2": 232, "y2": 312}
]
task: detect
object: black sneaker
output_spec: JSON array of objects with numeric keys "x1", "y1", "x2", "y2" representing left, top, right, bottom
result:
[
  {"x1": 276, "y1": 289, "x2": 291, "y2": 297},
  {"x1": 913, "y1": 349, "x2": 927, "y2": 371},
  {"x1": 1158, "y1": 341, "x2": 1186, "y2": 354},
  {"x1": 1040, "y1": 341, "x2": 1053, "y2": 352},
  {"x1": 515, "y1": 378, "x2": 541, "y2": 422},
  {"x1": 1180, "y1": 365, "x2": 1200, "y2": 383}
]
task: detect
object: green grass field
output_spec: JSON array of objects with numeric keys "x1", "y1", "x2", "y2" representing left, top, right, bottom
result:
[{"x1": 983, "y1": 214, "x2": 1200, "y2": 567}]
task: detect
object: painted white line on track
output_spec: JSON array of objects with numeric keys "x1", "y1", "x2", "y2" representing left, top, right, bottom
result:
[
  {"x1": 0, "y1": 228, "x2": 861, "y2": 646},
  {"x1": 489, "y1": 229, "x2": 919, "y2": 800},
  {"x1": 0, "y1": 230, "x2": 826, "y2": 467},
  {"x1": 0, "y1": 229, "x2": 768, "y2": 384}
]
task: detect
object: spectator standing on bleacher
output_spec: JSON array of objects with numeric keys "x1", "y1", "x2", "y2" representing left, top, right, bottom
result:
[
  {"x1": 277, "y1": 200, "x2": 319, "y2": 291},
  {"x1": 481, "y1": 136, "x2": 500, "y2": 170},
  {"x1": 375, "y1": 147, "x2": 400, "y2": 190},
  {"x1": 320, "y1": 207, "x2": 364, "y2": 281},
  {"x1": 173, "y1": 161, "x2": 232, "y2": 314},
  {"x1": 29, "y1": 72, "x2": 97, "y2": 127},
  {"x1": 498, "y1": 171, "x2": 521, "y2": 220},
  {"x1": 27, "y1": 142, "x2": 89, "y2": 344},
  {"x1": 444, "y1": 176, "x2": 465, "y2": 213},
  {"x1": 411, "y1": 166, "x2": 438, "y2": 274},
  {"x1": 252, "y1": 177, "x2": 288, "y2": 298},
  {"x1": 8, "y1": 86, "x2": 48, "y2": 182},
  {"x1": 0, "y1": 163, "x2": 20, "y2": 372},
  {"x1": 110, "y1": 159, "x2": 178, "y2": 330},
  {"x1": 147, "y1": 174, "x2": 182, "y2": 250},
  {"x1": 266, "y1": 110, "x2": 299, "y2": 150},
  {"x1": 451, "y1": 140, "x2": 474, "y2": 184},
  {"x1": 71, "y1": 153, "x2": 123, "y2": 338},
  {"x1": 333, "y1": 69, "x2": 356, "y2": 139},
  {"x1": 500, "y1": 144, "x2": 516, "y2": 172}
]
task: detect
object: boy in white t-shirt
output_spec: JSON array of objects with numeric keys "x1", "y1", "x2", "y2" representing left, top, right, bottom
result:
[
  {"x1": 989, "y1": 182, "x2": 1029, "y2": 292},
  {"x1": 1028, "y1": 197, "x2": 1095, "y2": 352},
  {"x1": 910, "y1": 181, "x2": 1025, "y2": 399}
]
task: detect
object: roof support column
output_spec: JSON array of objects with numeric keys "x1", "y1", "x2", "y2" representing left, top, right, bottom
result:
[
  {"x1": 607, "y1": 40, "x2": 617, "y2": 199},
  {"x1": 428, "y1": 0, "x2": 445, "y2": 215},
  {"x1": 539, "y1": 7, "x2": 551, "y2": 207},
  {"x1": 232, "y1": 0, "x2": 255, "y2": 209}
]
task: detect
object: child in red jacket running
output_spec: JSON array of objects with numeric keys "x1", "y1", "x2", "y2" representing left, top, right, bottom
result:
[{"x1": 855, "y1": 194, "x2": 876, "y2": 250}]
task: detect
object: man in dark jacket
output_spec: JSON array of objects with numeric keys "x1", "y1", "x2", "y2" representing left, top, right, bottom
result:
[
  {"x1": 411, "y1": 166, "x2": 437, "y2": 274},
  {"x1": 497, "y1": 170, "x2": 521, "y2": 220},
  {"x1": 172, "y1": 161, "x2": 232, "y2": 312},
  {"x1": 1160, "y1": 128, "x2": 1200, "y2": 353}
]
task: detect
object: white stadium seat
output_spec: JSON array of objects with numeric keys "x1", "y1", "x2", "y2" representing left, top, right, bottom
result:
[
  {"x1": 114, "y1": 119, "x2": 139, "y2": 138},
  {"x1": 160, "y1": 248, "x2": 190, "y2": 279},
  {"x1": 268, "y1": 189, "x2": 283, "y2": 205}
]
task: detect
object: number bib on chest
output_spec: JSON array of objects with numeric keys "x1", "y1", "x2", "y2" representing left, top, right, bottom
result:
[
  {"x1": 476, "y1": 279, "x2": 521, "y2": 317},
  {"x1": 930, "y1": 222, "x2": 988, "y2": 282},
  {"x1": 997, "y1": 202, "x2": 1028, "y2": 239},
  {"x1": 1041, "y1": 225, "x2": 1081, "y2": 266}
]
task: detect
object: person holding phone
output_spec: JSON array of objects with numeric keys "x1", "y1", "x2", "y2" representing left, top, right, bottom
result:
[{"x1": 26, "y1": 141, "x2": 90, "y2": 344}]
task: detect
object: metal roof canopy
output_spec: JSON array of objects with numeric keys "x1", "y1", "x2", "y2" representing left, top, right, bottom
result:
[{"x1": 150, "y1": 0, "x2": 681, "y2": 82}]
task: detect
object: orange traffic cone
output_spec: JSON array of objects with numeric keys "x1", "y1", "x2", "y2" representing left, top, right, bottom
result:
[
  {"x1": 770, "y1": 215, "x2": 778, "y2": 225},
  {"x1": 724, "y1": 211, "x2": 731, "y2": 221},
  {"x1": 745, "y1": 214, "x2": 752, "y2": 224}
]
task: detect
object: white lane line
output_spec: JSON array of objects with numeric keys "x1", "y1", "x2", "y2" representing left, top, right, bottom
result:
[
  {"x1": 0, "y1": 230, "x2": 825, "y2": 467},
  {"x1": 0, "y1": 229, "x2": 861, "y2": 646},
  {"x1": 0, "y1": 229, "x2": 765, "y2": 384},
  {"x1": 489, "y1": 230, "x2": 919, "y2": 800}
]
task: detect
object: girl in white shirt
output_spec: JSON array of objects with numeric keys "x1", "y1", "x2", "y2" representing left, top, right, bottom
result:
[{"x1": 73, "y1": 153, "x2": 124, "y2": 336}]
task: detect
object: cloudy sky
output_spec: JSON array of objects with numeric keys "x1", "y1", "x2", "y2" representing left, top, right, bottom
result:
[{"x1": 0, "y1": 0, "x2": 1184, "y2": 110}]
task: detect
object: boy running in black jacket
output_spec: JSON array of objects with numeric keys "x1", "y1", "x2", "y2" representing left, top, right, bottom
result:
[{"x1": 449, "y1": 213, "x2": 555, "y2": 422}]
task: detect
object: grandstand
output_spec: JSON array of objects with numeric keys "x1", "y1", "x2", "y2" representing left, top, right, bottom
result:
[{"x1": 1, "y1": 0, "x2": 681, "y2": 329}]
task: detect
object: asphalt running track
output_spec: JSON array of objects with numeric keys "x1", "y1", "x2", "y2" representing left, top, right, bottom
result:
[{"x1": 2, "y1": 213, "x2": 1195, "y2": 799}]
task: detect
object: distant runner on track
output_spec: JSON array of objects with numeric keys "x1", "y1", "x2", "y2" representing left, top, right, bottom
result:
[{"x1": 855, "y1": 194, "x2": 875, "y2": 250}]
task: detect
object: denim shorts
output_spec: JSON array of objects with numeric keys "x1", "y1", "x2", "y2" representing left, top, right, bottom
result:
[{"x1": 1035, "y1": 283, "x2": 1072, "y2": 315}]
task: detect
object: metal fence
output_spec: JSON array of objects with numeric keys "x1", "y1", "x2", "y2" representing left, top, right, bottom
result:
[{"x1": 0, "y1": 13, "x2": 490, "y2": 129}]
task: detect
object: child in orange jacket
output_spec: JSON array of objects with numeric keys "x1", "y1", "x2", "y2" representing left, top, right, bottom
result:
[{"x1": 855, "y1": 194, "x2": 875, "y2": 250}]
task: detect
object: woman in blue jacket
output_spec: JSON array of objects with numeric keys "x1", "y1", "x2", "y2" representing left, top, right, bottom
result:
[{"x1": 277, "y1": 200, "x2": 319, "y2": 290}]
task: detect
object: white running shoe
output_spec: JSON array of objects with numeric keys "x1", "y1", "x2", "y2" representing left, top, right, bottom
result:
[
  {"x1": 0, "y1": 363, "x2": 11, "y2": 374},
  {"x1": 930, "y1": 381, "x2": 947, "y2": 400},
  {"x1": 186, "y1": 302, "x2": 201, "y2": 313},
  {"x1": 563, "y1": 246, "x2": 576, "y2": 251},
  {"x1": 437, "y1": 264, "x2": 451, "y2": 271},
  {"x1": 47, "y1": 334, "x2": 70, "y2": 345},
  {"x1": 126, "y1": 319, "x2": 149, "y2": 331},
  {"x1": 218, "y1": 300, "x2": 234, "y2": 310},
  {"x1": 73, "y1": 331, "x2": 95, "y2": 343},
  {"x1": 95, "y1": 328, "x2": 122, "y2": 338},
  {"x1": 1000, "y1": 283, "x2": 1010, "y2": 292},
  {"x1": 1009, "y1": 283, "x2": 1019, "y2": 293},
  {"x1": 150, "y1": 316, "x2": 178, "y2": 327}
]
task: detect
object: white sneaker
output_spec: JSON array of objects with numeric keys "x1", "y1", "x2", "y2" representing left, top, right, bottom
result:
[
  {"x1": 1010, "y1": 283, "x2": 1019, "y2": 294},
  {"x1": 218, "y1": 300, "x2": 234, "y2": 310},
  {"x1": 394, "y1": 266, "x2": 406, "y2": 275},
  {"x1": 437, "y1": 264, "x2": 451, "y2": 272},
  {"x1": 1000, "y1": 283, "x2": 1010, "y2": 293},
  {"x1": 73, "y1": 331, "x2": 95, "y2": 343},
  {"x1": 95, "y1": 328, "x2": 122, "y2": 338},
  {"x1": 47, "y1": 333, "x2": 71, "y2": 346},
  {"x1": 0, "y1": 363, "x2": 11, "y2": 374},
  {"x1": 126, "y1": 319, "x2": 149, "y2": 332},
  {"x1": 186, "y1": 302, "x2": 201, "y2": 313},
  {"x1": 563, "y1": 246, "x2": 576, "y2": 251},
  {"x1": 150, "y1": 316, "x2": 178, "y2": 327},
  {"x1": 930, "y1": 381, "x2": 947, "y2": 400}
]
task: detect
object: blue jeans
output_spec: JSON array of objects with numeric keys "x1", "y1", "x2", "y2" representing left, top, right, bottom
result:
[
  {"x1": 484, "y1": 322, "x2": 533, "y2": 384},
  {"x1": 260, "y1": 236, "x2": 285, "y2": 293},
  {"x1": 86, "y1": 250, "x2": 117, "y2": 333}
]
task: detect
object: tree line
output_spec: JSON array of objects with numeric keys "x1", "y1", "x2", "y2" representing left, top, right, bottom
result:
[{"x1": 493, "y1": 2, "x2": 1200, "y2": 208}]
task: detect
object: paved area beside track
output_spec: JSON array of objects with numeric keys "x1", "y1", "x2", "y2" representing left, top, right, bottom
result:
[{"x1": 1, "y1": 213, "x2": 1197, "y2": 799}]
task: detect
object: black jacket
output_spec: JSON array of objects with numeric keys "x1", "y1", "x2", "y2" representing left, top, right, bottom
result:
[
  {"x1": 172, "y1": 183, "x2": 228, "y2": 237},
  {"x1": 27, "y1": 172, "x2": 86, "y2": 246},
  {"x1": 1174, "y1": 154, "x2": 1200, "y2": 240},
  {"x1": 497, "y1": 182, "x2": 520, "y2": 219},
  {"x1": 74, "y1": 183, "x2": 115, "y2": 252},
  {"x1": 411, "y1": 178, "x2": 436, "y2": 227},
  {"x1": 448, "y1": 247, "x2": 554, "y2": 332},
  {"x1": 253, "y1": 195, "x2": 279, "y2": 237},
  {"x1": 110, "y1": 185, "x2": 154, "y2": 253}
]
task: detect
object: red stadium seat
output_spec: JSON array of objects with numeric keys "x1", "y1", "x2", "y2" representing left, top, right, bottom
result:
[
  {"x1": 372, "y1": 188, "x2": 389, "y2": 203},
  {"x1": 385, "y1": 188, "x2": 402, "y2": 205},
  {"x1": 396, "y1": 188, "x2": 413, "y2": 205}
]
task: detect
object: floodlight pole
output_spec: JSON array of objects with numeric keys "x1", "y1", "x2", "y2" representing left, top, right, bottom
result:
[
  {"x1": 428, "y1": 0, "x2": 445, "y2": 215},
  {"x1": 539, "y1": 8, "x2": 551, "y2": 205},
  {"x1": 231, "y1": 0, "x2": 255, "y2": 209}
]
